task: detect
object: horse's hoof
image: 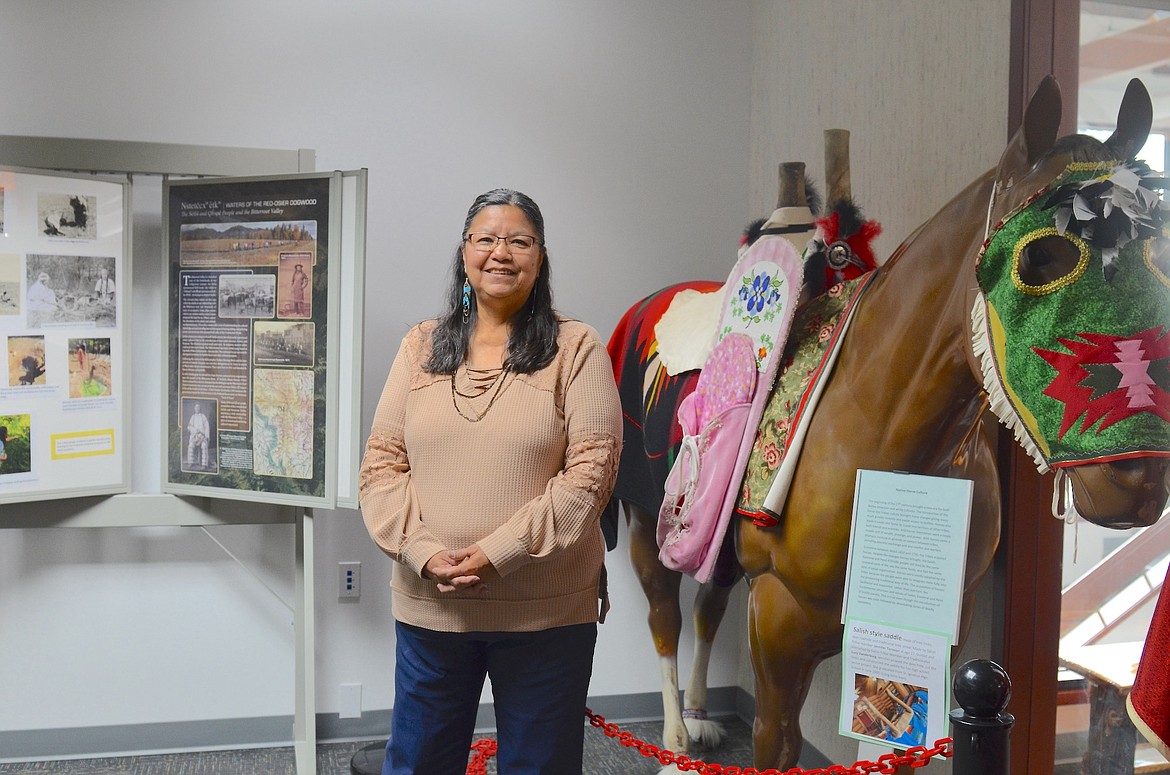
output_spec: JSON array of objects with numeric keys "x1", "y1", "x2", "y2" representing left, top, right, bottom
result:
[{"x1": 683, "y1": 716, "x2": 725, "y2": 750}]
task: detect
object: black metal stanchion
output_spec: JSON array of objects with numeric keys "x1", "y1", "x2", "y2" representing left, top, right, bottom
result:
[{"x1": 949, "y1": 658, "x2": 1015, "y2": 775}]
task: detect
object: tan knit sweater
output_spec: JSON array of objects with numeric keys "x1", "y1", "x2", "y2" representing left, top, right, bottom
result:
[{"x1": 359, "y1": 318, "x2": 622, "y2": 632}]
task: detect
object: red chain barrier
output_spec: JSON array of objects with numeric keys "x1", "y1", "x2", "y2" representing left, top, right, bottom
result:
[
  {"x1": 464, "y1": 709, "x2": 952, "y2": 774},
  {"x1": 466, "y1": 737, "x2": 498, "y2": 774},
  {"x1": 582, "y1": 708, "x2": 953, "y2": 775}
]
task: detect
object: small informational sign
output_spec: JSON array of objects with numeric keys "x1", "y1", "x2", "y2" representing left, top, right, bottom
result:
[
  {"x1": 0, "y1": 167, "x2": 129, "y2": 504},
  {"x1": 838, "y1": 469, "x2": 973, "y2": 750}
]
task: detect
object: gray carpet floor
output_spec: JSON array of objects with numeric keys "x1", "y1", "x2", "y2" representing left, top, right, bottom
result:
[{"x1": 0, "y1": 717, "x2": 756, "y2": 774}]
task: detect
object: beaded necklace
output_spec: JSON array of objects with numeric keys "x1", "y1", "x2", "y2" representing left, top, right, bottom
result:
[{"x1": 450, "y1": 365, "x2": 510, "y2": 422}]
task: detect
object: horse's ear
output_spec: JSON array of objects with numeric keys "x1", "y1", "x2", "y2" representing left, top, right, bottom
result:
[
  {"x1": 1104, "y1": 78, "x2": 1152, "y2": 161},
  {"x1": 995, "y1": 75, "x2": 1062, "y2": 187}
]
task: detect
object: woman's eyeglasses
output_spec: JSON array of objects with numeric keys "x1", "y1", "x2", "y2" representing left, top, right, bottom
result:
[{"x1": 465, "y1": 233, "x2": 541, "y2": 254}]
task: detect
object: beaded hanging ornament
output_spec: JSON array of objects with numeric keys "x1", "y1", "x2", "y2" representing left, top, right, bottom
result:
[{"x1": 462, "y1": 277, "x2": 472, "y2": 324}]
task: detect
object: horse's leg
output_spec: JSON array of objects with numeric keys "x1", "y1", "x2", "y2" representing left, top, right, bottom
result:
[
  {"x1": 624, "y1": 501, "x2": 689, "y2": 752},
  {"x1": 681, "y1": 577, "x2": 737, "y2": 748},
  {"x1": 746, "y1": 570, "x2": 835, "y2": 770}
]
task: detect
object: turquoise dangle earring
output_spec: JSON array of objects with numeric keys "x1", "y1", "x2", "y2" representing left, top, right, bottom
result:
[{"x1": 461, "y1": 276, "x2": 471, "y2": 324}]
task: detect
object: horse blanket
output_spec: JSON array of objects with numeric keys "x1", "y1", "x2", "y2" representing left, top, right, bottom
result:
[{"x1": 602, "y1": 280, "x2": 723, "y2": 552}]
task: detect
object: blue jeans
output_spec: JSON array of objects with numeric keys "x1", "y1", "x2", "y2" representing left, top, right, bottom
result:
[{"x1": 384, "y1": 621, "x2": 597, "y2": 775}]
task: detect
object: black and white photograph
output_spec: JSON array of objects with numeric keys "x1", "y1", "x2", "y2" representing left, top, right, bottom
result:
[
  {"x1": 180, "y1": 396, "x2": 219, "y2": 475},
  {"x1": 217, "y1": 273, "x2": 275, "y2": 319},
  {"x1": 37, "y1": 193, "x2": 97, "y2": 240},
  {"x1": 25, "y1": 254, "x2": 117, "y2": 329},
  {"x1": 254, "y1": 320, "x2": 315, "y2": 367},
  {"x1": 0, "y1": 254, "x2": 18, "y2": 317}
]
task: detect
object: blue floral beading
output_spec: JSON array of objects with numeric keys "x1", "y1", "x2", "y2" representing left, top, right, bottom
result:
[{"x1": 739, "y1": 271, "x2": 782, "y2": 316}]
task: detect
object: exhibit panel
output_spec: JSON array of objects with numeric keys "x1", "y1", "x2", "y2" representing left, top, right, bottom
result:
[
  {"x1": 162, "y1": 171, "x2": 366, "y2": 509},
  {"x1": 0, "y1": 167, "x2": 130, "y2": 504}
]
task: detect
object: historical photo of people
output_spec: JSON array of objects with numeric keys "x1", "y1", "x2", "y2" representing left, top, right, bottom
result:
[
  {"x1": 0, "y1": 413, "x2": 32, "y2": 476},
  {"x1": 7, "y1": 335, "x2": 46, "y2": 387},
  {"x1": 25, "y1": 254, "x2": 117, "y2": 329},
  {"x1": 68, "y1": 337, "x2": 112, "y2": 399},
  {"x1": 254, "y1": 320, "x2": 315, "y2": 368},
  {"x1": 179, "y1": 220, "x2": 317, "y2": 268},
  {"x1": 181, "y1": 397, "x2": 219, "y2": 474},
  {"x1": 217, "y1": 273, "x2": 276, "y2": 319},
  {"x1": 277, "y1": 253, "x2": 313, "y2": 319},
  {"x1": 38, "y1": 193, "x2": 97, "y2": 240},
  {"x1": 0, "y1": 253, "x2": 19, "y2": 317}
]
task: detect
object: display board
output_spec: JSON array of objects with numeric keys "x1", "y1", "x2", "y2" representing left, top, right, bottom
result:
[
  {"x1": 163, "y1": 171, "x2": 365, "y2": 508},
  {"x1": 0, "y1": 167, "x2": 130, "y2": 504}
]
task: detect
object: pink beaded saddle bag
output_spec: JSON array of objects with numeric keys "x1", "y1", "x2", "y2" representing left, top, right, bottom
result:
[{"x1": 657, "y1": 233, "x2": 803, "y2": 582}]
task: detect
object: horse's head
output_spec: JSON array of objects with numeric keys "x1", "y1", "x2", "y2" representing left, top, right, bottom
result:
[{"x1": 973, "y1": 77, "x2": 1170, "y2": 529}]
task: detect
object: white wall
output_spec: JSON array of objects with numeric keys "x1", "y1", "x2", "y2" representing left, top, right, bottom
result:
[{"x1": 0, "y1": 0, "x2": 753, "y2": 751}]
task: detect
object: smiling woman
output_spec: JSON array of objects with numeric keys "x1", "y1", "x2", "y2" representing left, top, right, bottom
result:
[
  {"x1": 461, "y1": 205, "x2": 544, "y2": 336},
  {"x1": 358, "y1": 189, "x2": 623, "y2": 775}
]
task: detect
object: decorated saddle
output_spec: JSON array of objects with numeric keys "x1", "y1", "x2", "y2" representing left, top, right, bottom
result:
[
  {"x1": 657, "y1": 233, "x2": 803, "y2": 582},
  {"x1": 735, "y1": 271, "x2": 876, "y2": 524}
]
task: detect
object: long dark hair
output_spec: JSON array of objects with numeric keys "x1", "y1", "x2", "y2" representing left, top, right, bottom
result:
[{"x1": 424, "y1": 188, "x2": 559, "y2": 374}]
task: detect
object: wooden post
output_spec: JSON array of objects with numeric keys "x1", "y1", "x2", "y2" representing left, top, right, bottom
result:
[
  {"x1": 823, "y1": 129, "x2": 851, "y2": 208},
  {"x1": 776, "y1": 161, "x2": 807, "y2": 209}
]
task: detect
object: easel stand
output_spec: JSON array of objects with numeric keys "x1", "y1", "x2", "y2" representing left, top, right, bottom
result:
[{"x1": 2, "y1": 493, "x2": 319, "y2": 775}]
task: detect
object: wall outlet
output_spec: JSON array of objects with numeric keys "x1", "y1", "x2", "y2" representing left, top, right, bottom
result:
[
  {"x1": 338, "y1": 561, "x2": 360, "y2": 599},
  {"x1": 340, "y1": 683, "x2": 362, "y2": 719}
]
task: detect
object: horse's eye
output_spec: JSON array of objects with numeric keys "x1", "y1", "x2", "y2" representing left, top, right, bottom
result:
[
  {"x1": 1148, "y1": 239, "x2": 1170, "y2": 284},
  {"x1": 1013, "y1": 231, "x2": 1088, "y2": 295}
]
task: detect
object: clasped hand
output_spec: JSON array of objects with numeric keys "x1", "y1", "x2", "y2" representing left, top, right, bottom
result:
[{"x1": 424, "y1": 545, "x2": 496, "y2": 595}]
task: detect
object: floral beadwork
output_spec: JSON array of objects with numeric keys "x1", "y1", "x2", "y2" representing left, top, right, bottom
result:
[{"x1": 732, "y1": 268, "x2": 785, "y2": 324}]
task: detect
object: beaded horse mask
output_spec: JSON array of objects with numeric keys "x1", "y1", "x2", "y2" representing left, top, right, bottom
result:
[{"x1": 973, "y1": 158, "x2": 1170, "y2": 471}]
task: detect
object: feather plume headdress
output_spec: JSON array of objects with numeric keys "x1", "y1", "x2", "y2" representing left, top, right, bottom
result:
[{"x1": 1044, "y1": 158, "x2": 1170, "y2": 280}]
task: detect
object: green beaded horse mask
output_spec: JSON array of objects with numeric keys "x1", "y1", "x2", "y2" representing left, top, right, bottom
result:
[{"x1": 973, "y1": 157, "x2": 1170, "y2": 471}]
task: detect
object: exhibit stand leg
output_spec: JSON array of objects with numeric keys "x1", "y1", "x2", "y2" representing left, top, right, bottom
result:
[
  {"x1": 295, "y1": 507, "x2": 317, "y2": 775},
  {"x1": 0, "y1": 495, "x2": 320, "y2": 767}
]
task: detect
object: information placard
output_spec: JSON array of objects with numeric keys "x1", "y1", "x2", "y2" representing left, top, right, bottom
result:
[
  {"x1": 163, "y1": 173, "x2": 347, "y2": 507},
  {"x1": 838, "y1": 469, "x2": 973, "y2": 750},
  {"x1": 0, "y1": 167, "x2": 129, "y2": 504}
]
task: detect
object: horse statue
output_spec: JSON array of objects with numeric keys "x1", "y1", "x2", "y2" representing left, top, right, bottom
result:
[
  {"x1": 608, "y1": 128, "x2": 871, "y2": 760},
  {"x1": 607, "y1": 76, "x2": 1170, "y2": 771}
]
